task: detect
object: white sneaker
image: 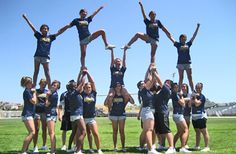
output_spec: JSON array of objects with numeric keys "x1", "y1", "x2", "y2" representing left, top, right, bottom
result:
[
  {"x1": 136, "y1": 147, "x2": 144, "y2": 151},
  {"x1": 121, "y1": 45, "x2": 131, "y2": 50},
  {"x1": 165, "y1": 147, "x2": 176, "y2": 154},
  {"x1": 148, "y1": 149, "x2": 161, "y2": 154},
  {"x1": 105, "y1": 44, "x2": 115, "y2": 50},
  {"x1": 88, "y1": 149, "x2": 94, "y2": 153},
  {"x1": 97, "y1": 149, "x2": 103, "y2": 154},
  {"x1": 74, "y1": 150, "x2": 83, "y2": 154},
  {"x1": 184, "y1": 145, "x2": 190, "y2": 149},
  {"x1": 61, "y1": 145, "x2": 67, "y2": 151},
  {"x1": 20, "y1": 152, "x2": 27, "y2": 154},
  {"x1": 33, "y1": 146, "x2": 39, "y2": 153},
  {"x1": 194, "y1": 146, "x2": 201, "y2": 150},
  {"x1": 179, "y1": 147, "x2": 192, "y2": 153},
  {"x1": 40, "y1": 145, "x2": 48, "y2": 150},
  {"x1": 201, "y1": 147, "x2": 210, "y2": 152}
]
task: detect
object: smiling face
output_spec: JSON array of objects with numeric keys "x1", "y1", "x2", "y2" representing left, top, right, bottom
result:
[
  {"x1": 40, "y1": 25, "x2": 49, "y2": 36},
  {"x1": 79, "y1": 9, "x2": 87, "y2": 18},
  {"x1": 149, "y1": 11, "x2": 156, "y2": 21},
  {"x1": 179, "y1": 34, "x2": 187, "y2": 43}
]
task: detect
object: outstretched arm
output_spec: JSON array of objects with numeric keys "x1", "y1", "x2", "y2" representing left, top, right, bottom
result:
[
  {"x1": 91, "y1": 6, "x2": 104, "y2": 18},
  {"x1": 161, "y1": 26, "x2": 175, "y2": 43},
  {"x1": 110, "y1": 48, "x2": 115, "y2": 67},
  {"x1": 22, "y1": 14, "x2": 37, "y2": 33},
  {"x1": 76, "y1": 69, "x2": 86, "y2": 93},
  {"x1": 190, "y1": 23, "x2": 200, "y2": 43},
  {"x1": 85, "y1": 69, "x2": 96, "y2": 92},
  {"x1": 139, "y1": 1, "x2": 147, "y2": 20},
  {"x1": 53, "y1": 24, "x2": 72, "y2": 37}
]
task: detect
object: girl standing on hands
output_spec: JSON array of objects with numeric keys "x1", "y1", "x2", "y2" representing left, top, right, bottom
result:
[
  {"x1": 168, "y1": 23, "x2": 200, "y2": 92},
  {"x1": 20, "y1": 76, "x2": 37, "y2": 154},
  {"x1": 122, "y1": 1, "x2": 171, "y2": 63},
  {"x1": 58, "y1": 6, "x2": 115, "y2": 68},
  {"x1": 22, "y1": 14, "x2": 64, "y2": 89}
]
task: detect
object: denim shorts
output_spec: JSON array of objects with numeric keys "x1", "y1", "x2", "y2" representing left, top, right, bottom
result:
[
  {"x1": 34, "y1": 56, "x2": 50, "y2": 64},
  {"x1": 173, "y1": 114, "x2": 185, "y2": 124},
  {"x1": 21, "y1": 115, "x2": 33, "y2": 121},
  {"x1": 84, "y1": 117, "x2": 96, "y2": 125},
  {"x1": 34, "y1": 113, "x2": 46, "y2": 120},
  {"x1": 80, "y1": 35, "x2": 92, "y2": 45},
  {"x1": 176, "y1": 64, "x2": 192, "y2": 70},
  {"x1": 146, "y1": 35, "x2": 158, "y2": 45},
  {"x1": 141, "y1": 107, "x2": 155, "y2": 122},
  {"x1": 70, "y1": 115, "x2": 83, "y2": 122},
  {"x1": 109, "y1": 115, "x2": 126, "y2": 121}
]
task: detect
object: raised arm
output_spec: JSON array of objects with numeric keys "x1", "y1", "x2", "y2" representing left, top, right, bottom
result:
[
  {"x1": 76, "y1": 69, "x2": 86, "y2": 93},
  {"x1": 22, "y1": 14, "x2": 37, "y2": 33},
  {"x1": 91, "y1": 6, "x2": 104, "y2": 18},
  {"x1": 139, "y1": 1, "x2": 147, "y2": 20},
  {"x1": 122, "y1": 50, "x2": 126, "y2": 67},
  {"x1": 85, "y1": 69, "x2": 96, "y2": 92},
  {"x1": 190, "y1": 23, "x2": 200, "y2": 43},
  {"x1": 110, "y1": 48, "x2": 115, "y2": 67},
  {"x1": 152, "y1": 68, "x2": 163, "y2": 88}
]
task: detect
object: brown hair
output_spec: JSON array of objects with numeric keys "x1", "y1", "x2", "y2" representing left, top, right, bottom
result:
[
  {"x1": 51, "y1": 80, "x2": 61, "y2": 89},
  {"x1": 20, "y1": 76, "x2": 32, "y2": 88}
]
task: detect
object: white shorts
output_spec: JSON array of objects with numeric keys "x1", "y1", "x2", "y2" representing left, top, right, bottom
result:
[
  {"x1": 173, "y1": 114, "x2": 185, "y2": 124},
  {"x1": 84, "y1": 118, "x2": 96, "y2": 125},
  {"x1": 146, "y1": 35, "x2": 158, "y2": 45},
  {"x1": 141, "y1": 107, "x2": 155, "y2": 122},
  {"x1": 70, "y1": 115, "x2": 83, "y2": 122},
  {"x1": 80, "y1": 35, "x2": 92, "y2": 45},
  {"x1": 109, "y1": 115, "x2": 126, "y2": 121},
  {"x1": 21, "y1": 116, "x2": 33, "y2": 121},
  {"x1": 46, "y1": 116, "x2": 57, "y2": 122},
  {"x1": 34, "y1": 56, "x2": 50, "y2": 64}
]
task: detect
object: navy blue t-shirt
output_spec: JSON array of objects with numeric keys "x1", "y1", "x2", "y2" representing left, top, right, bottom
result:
[
  {"x1": 110, "y1": 95, "x2": 126, "y2": 116},
  {"x1": 144, "y1": 19, "x2": 163, "y2": 41},
  {"x1": 138, "y1": 88, "x2": 154, "y2": 108},
  {"x1": 70, "y1": 16, "x2": 92, "y2": 40},
  {"x1": 110, "y1": 66, "x2": 126, "y2": 88},
  {"x1": 46, "y1": 91, "x2": 58, "y2": 117},
  {"x1": 171, "y1": 92, "x2": 184, "y2": 114},
  {"x1": 174, "y1": 41, "x2": 192, "y2": 64},
  {"x1": 35, "y1": 88, "x2": 47, "y2": 113},
  {"x1": 60, "y1": 91, "x2": 70, "y2": 115},
  {"x1": 82, "y1": 91, "x2": 97, "y2": 118},
  {"x1": 192, "y1": 93, "x2": 206, "y2": 114},
  {"x1": 67, "y1": 90, "x2": 83, "y2": 116},
  {"x1": 153, "y1": 85, "x2": 171, "y2": 114},
  {"x1": 21, "y1": 88, "x2": 35, "y2": 117},
  {"x1": 34, "y1": 31, "x2": 56, "y2": 59}
]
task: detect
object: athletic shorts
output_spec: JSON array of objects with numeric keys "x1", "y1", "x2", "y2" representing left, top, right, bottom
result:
[
  {"x1": 84, "y1": 118, "x2": 97, "y2": 125},
  {"x1": 34, "y1": 56, "x2": 50, "y2": 64},
  {"x1": 60, "y1": 115, "x2": 72, "y2": 131},
  {"x1": 34, "y1": 113, "x2": 46, "y2": 120},
  {"x1": 176, "y1": 64, "x2": 192, "y2": 70},
  {"x1": 173, "y1": 114, "x2": 185, "y2": 124},
  {"x1": 141, "y1": 107, "x2": 155, "y2": 122},
  {"x1": 154, "y1": 112, "x2": 171, "y2": 134},
  {"x1": 46, "y1": 116, "x2": 57, "y2": 122},
  {"x1": 109, "y1": 115, "x2": 126, "y2": 121},
  {"x1": 22, "y1": 115, "x2": 33, "y2": 121},
  {"x1": 70, "y1": 115, "x2": 83, "y2": 122},
  {"x1": 80, "y1": 35, "x2": 92, "y2": 45},
  {"x1": 192, "y1": 118, "x2": 207, "y2": 129},
  {"x1": 146, "y1": 35, "x2": 158, "y2": 45}
]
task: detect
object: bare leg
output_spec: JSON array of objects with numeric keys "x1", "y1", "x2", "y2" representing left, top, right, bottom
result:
[
  {"x1": 47, "y1": 120, "x2": 56, "y2": 153},
  {"x1": 143, "y1": 119, "x2": 155, "y2": 151},
  {"x1": 33, "y1": 60, "x2": 40, "y2": 88},
  {"x1": 75, "y1": 119, "x2": 86, "y2": 152},
  {"x1": 90, "y1": 123, "x2": 102, "y2": 150},
  {"x1": 118, "y1": 119, "x2": 126, "y2": 149},
  {"x1": 111, "y1": 120, "x2": 118, "y2": 149},
  {"x1": 150, "y1": 43, "x2": 158, "y2": 63},
  {"x1": 86, "y1": 124, "x2": 93, "y2": 149},
  {"x1": 90, "y1": 29, "x2": 109, "y2": 47},
  {"x1": 194, "y1": 128, "x2": 201, "y2": 147},
  {"x1": 80, "y1": 44, "x2": 87, "y2": 69},
  {"x1": 186, "y1": 68, "x2": 194, "y2": 92},
  {"x1": 21, "y1": 119, "x2": 35, "y2": 153},
  {"x1": 178, "y1": 69, "x2": 184, "y2": 91},
  {"x1": 42, "y1": 63, "x2": 51, "y2": 89},
  {"x1": 41, "y1": 115, "x2": 47, "y2": 146},
  {"x1": 125, "y1": 33, "x2": 149, "y2": 51},
  {"x1": 200, "y1": 128, "x2": 210, "y2": 148},
  {"x1": 33, "y1": 118, "x2": 40, "y2": 148}
]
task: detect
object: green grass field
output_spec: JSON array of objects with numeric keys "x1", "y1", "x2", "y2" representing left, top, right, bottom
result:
[{"x1": 0, "y1": 117, "x2": 236, "y2": 154}]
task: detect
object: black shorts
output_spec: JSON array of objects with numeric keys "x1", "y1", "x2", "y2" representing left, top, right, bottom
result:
[
  {"x1": 60, "y1": 114, "x2": 72, "y2": 131},
  {"x1": 192, "y1": 118, "x2": 207, "y2": 129},
  {"x1": 154, "y1": 112, "x2": 171, "y2": 134}
]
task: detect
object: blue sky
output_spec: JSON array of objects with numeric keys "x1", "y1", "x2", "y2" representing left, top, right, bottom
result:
[{"x1": 0, "y1": 0, "x2": 235, "y2": 104}]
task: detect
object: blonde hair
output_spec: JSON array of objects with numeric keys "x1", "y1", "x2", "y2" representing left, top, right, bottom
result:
[{"x1": 20, "y1": 76, "x2": 32, "y2": 88}]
